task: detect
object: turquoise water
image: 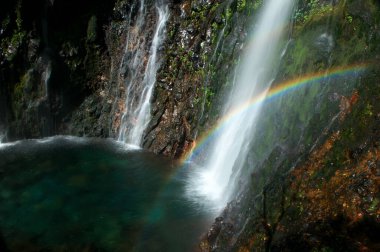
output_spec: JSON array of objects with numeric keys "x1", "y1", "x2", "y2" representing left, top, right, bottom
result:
[{"x1": 0, "y1": 137, "x2": 214, "y2": 251}]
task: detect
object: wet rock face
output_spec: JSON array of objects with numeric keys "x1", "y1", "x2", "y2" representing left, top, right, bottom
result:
[
  {"x1": 139, "y1": 0, "x2": 213, "y2": 156},
  {"x1": 0, "y1": 0, "x2": 255, "y2": 153},
  {"x1": 1, "y1": 0, "x2": 240, "y2": 150},
  {"x1": 0, "y1": 0, "x2": 116, "y2": 141},
  {"x1": 142, "y1": 0, "x2": 254, "y2": 157},
  {"x1": 67, "y1": 0, "x2": 157, "y2": 139},
  {"x1": 200, "y1": 0, "x2": 380, "y2": 250},
  {"x1": 202, "y1": 99, "x2": 380, "y2": 251}
]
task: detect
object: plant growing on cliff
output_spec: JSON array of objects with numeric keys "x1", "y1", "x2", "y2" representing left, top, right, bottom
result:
[
  {"x1": 203, "y1": 86, "x2": 215, "y2": 108},
  {"x1": 345, "y1": 14, "x2": 353, "y2": 24},
  {"x1": 237, "y1": 0, "x2": 246, "y2": 12},
  {"x1": 294, "y1": 0, "x2": 333, "y2": 24},
  {"x1": 87, "y1": 15, "x2": 98, "y2": 43},
  {"x1": 1, "y1": 0, "x2": 26, "y2": 61},
  {"x1": 222, "y1": 7, "x2": 233, "y2": 23},
  {"x1": 1, "y1": 15, "x2": 11, "y2": 31},
  {"x1": 253, "y1": 0, "x2": 263, "y2": 10}
]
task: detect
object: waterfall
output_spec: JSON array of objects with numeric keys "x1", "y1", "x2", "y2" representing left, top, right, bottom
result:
[
  {"x1": 118, "y1": 0, "x2": 169, "y2": 146},
  {"x1": 0, "y1": 113, "x2": 5, "y2": 144},
  {"x1": 189, "y1": 0, "x2": 295, "y2": 208},
  {"x1": 43, "y1": 60, "x2": 52, "y2": 98}
]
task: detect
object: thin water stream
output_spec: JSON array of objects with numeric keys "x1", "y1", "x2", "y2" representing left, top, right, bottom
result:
[{"x1": 118, "y1": 0, "x2": 169, "y2": 146}]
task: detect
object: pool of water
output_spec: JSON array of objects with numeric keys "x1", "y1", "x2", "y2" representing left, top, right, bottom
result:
[{"x1": 0, "y1": 136, "x2": 215, "y2": 251}]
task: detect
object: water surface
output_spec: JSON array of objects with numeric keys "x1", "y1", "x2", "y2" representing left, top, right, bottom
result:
[{"x1": 0, "y1": 137, "x2": 214, "y2": 251}]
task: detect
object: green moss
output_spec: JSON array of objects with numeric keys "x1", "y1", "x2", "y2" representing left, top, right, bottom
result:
[
  {"x1": 1, "y1": 0, "x2": 26, "y2": 61},
  {"x1": 368, "y1": 199, "x2": 379, "y2": 213},
  {"x1": 345, "y1": 14, "x2": 353, "y2": 24},
  {"x1": 222, "y1": 7, "x2": 233, "y2": 23},
  {"x1": 210, "y1": 3, "x2": 220, "y2": 13},
  {"x1": 168, "y1": 26, "x2": 176, "y2": 40},
  {"x1": 294, "y1": 0, "x2": 334, "y2": 25},
  {"x1": 324, "y1": 65, "x2": 380, "y2": 173},
  {"x1": 86, "y1": 15, "x2": 98, "y2": 43},
  {"x1": 205, "y1": 87, "x2": 215, "y2": 108},
  {"x1": 14, "y1": 75, "x2": 26, "y2": 99},
  {"x1": 237, "y1": 0, "x2": 246, "y2": 12},
  {"x1": 1, "y1": 15, "x2": 10, "y2": 30},
  {"x1": 12, "y1": 73, "x2": 29, "y2": 119},
  {"x1": 15, "y1": 0, "x2": 23, "y2": 30},
  {"x1": 253, "y1": 0, "x2": 263, "y2": 10}
]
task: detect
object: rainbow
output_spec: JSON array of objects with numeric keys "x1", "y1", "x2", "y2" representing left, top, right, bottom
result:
[{"x1": 182, "y1": 62, "x2": 369, "y2": 163}]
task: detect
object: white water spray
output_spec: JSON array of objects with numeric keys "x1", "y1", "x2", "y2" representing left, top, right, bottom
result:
[
  {"x1": 118, "y1": 1, "x2": 169, "y2": 146},
  {"x1": 188, "y1": 0, "x2": 295, "y2": 209}
]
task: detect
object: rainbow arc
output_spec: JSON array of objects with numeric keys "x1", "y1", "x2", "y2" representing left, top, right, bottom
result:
[{"x1": 182, "y1": 62, "x2": 369, "y2": 164}]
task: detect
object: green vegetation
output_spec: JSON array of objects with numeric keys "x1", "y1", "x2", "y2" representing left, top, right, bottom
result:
[
  {"x1": 87, "y1": 15, "x2": 98, "y2": 43},
  {"x1": 203, "y1": 86, "x2": 215, "y2": 108},
  {"x1": 252, "y1": 0, "x2": 263, "y2": 11},
  {"x1": 345, "y1": 14, "x2": 353, "y2": 24},
  {"x1": 237, "y1": 0, "x2": 246, "y2": 12},
  {"x1": 225, "y1": 7, "x2": 233, "y2": 21},
  {"x1": 294, "y1": 0, "x2": 333, "y2": 25},
  {"x1": 1, "y1": 15, "x2": 11, "y2": 31},
  {"x1": 12, "y1": 73, "x2": 28, "y2": 119},
  {"x1": 1, "y1": 0, "x2": 26, "y2": 61}
]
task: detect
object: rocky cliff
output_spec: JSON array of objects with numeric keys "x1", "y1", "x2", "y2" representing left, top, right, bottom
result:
[
  {"x1": 0, "y1": 0, "x2": 116, "y2": 140},
  {"x1": 0, "y1": 0, "x2": 246, "y2": 148},
  {"x1": 199, "y1": 0, "x2": 380, "y2": 251},
  {"x1": 1, "y1": 0, "x2": 379, "y2": 251}
]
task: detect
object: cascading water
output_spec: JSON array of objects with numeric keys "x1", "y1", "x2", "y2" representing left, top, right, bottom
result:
[
  {"x1": 189, "y1": 0, "x2": 296, "y2": 208},
  {"x1": 42, "y1": 60, "x2": 52, "y2": 98},
  {"x1": 117, "y1": 0, "x2": 169, "y2": 146}
]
